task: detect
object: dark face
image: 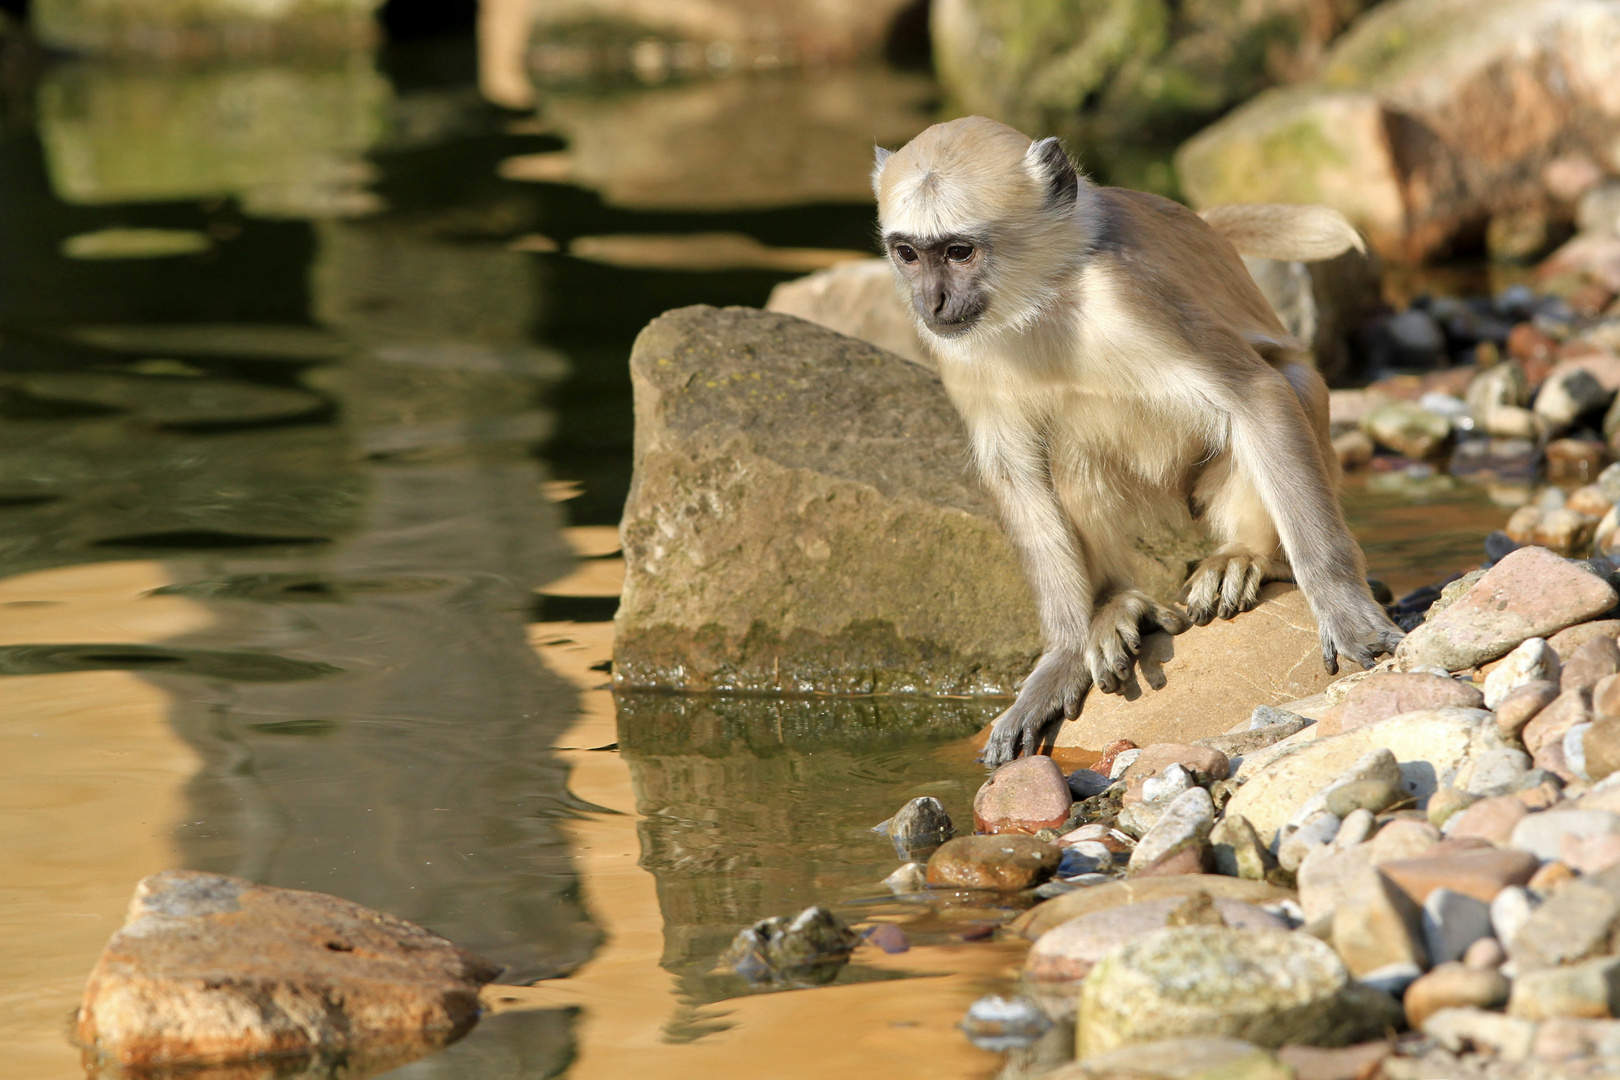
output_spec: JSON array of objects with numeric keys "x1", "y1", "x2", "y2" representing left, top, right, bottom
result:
[{"x1": 884, "y1": 232, "x2": 988, "y2": 336}]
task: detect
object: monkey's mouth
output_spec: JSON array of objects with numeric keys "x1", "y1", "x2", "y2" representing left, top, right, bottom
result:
[{"x1": 924, "y1": 313, "x2": 983, "y2": 337}]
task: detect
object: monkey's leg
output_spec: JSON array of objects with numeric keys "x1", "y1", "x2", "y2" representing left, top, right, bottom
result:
[
  {"x1": 971, "y1": 424, "x2": 1095, "y2": 765},
  {"x1": 1183, "y1": 454, "x2": 1291, "y2": 625},
  {"x1": 1086, "y1": 589, "x2": 1189, "y2": 693}
]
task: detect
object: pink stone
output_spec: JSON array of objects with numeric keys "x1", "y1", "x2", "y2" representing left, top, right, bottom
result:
[
  {"x1": 1446, "y1": 795, "x2": 1530, "y2": 847},
  {"x1": 1523, "y1": 688, "x2": 1593, "y2": 754},
  {"x1": 1340, "y1": 672, "x2": 1484, "y2": 731},
  {"x1": 1495, "y1": 680, "x2": 1560, "y2": 739},
  {"x1": 1561, "y1": 635, "x2": 1620, "y2": 693},
  {"x1": 1120, "y1": 743, "x2": 1229, "y2": 805},
  {"x1": 973, "y1": 756, "x2": 1073, "y2": 835},
  {"x1": 1561, "y1": 833, "x2": 1620, "y2": 874}
]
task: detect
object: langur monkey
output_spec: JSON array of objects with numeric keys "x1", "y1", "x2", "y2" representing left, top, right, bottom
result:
[{"x1": 872, "y1": 116, "x2": 1403, "y2": 765}]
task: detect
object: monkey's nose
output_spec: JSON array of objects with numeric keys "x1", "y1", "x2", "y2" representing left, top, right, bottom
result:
[{"x1": 931, "y1": 289, "x2": 949, "y2": 315}]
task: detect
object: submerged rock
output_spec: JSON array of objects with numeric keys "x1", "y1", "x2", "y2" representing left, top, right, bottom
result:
[
  {"x1": 960, "y1": 994, "x2": 1050, "y2": 1052},
  {"x1": 723, "y1": 905, "x2": 860, "y2": 985},
  {"x1": 926, "y1": 835, "x2": 1060, "y2": 891},
  {"x1": 75, "y1": 871, "x2": 500, "y2": 1070},
  {"x1": 874, "y1": 796, "x2": 953, "y2": 858},
  {"x1": 1077, "y1": 926, "x2": 1394, "y2": 1054}
]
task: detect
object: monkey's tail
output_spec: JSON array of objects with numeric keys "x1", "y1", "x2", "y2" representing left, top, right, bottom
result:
[{"x1": 1199, "y1": 203, "x2": 1367, "y2": 263}]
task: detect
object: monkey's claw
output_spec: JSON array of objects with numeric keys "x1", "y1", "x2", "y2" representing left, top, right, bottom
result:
[
  {"x1": 1181, "y1": 553, "x2": 1283, "y2": 626},
  {"x1": 1317, "y1": 601, "x2": 1405, "y2": 676},
  {"x1": 1086, "y1": 590, "x2": 1189, "y2": 695},
  {"x1": 981, "y1": 649, "x2": 1091, "y2": 765}
]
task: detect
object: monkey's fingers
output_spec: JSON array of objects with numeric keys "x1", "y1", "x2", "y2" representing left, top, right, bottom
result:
[{"x1": 1152, "y1": 602, "x2": 1191, "y2": 636}]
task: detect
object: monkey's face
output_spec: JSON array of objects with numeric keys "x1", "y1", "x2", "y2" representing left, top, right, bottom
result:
[{"x1": 883, "y1": 232, "x2": 989, "y2": 337}]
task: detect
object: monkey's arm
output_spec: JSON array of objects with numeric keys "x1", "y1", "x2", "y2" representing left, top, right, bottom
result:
[
  {"x1": 970, "y1": 420, "x2": 1096, "y2": 764},
  {"x1": 1209, "y1": 348, "x2": 1402, "y2": 673}
]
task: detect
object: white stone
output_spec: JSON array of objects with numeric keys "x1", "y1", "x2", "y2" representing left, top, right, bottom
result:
[
  {"x1": 1509, "y1": 808, "x2": 1620, "y2": 861},
  {"x1": 1128, "y1": 787, "x2": 1215, "y2": 873},
  {"x1": 1491, "y1": 886, "x2": 1537, "y2": 952},
  {"x1": 1483, "y1": 638, "x2": 1559, "y2": 709},
  {"x1": 1110, "y1": 749, "x2": 1142, "y2": 781},
  {"x1": 1459, "y1": 746, "x2": 1534, "y2": 796},
  {"x1": 1335, "y1": 808, "x2": 1376, "y2": 850},
  {"x1": 1422, "y1": 1007, "x2": 1537, "y2": 1062},
  {"x1": 1141, "y1": 762, "x2": 1194, "y2": 804},
  {"x1": 1278, "y1": 812, "x2": 1341, "y2": 872}
]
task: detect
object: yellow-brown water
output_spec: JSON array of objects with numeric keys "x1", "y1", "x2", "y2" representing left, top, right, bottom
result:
[{"x1": 0, "y1": 23, "x2": 1514, "y2": 1080}]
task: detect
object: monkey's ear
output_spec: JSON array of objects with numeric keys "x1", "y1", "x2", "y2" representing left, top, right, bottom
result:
[
  {"x1": 870, "y1": 146, "x2": 892, "y2": 200},
  {"x1": 1025, "y1": 137, "x2": 1079, "y2": 207}
]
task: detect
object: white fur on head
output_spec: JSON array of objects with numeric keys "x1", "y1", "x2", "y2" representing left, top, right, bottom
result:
[
  {"x1": 873, "y1": 116, "x2": 1095, "y2": 344},
  {"x1": 871, "y1": 146, "x2": 892, "y2": 201}
]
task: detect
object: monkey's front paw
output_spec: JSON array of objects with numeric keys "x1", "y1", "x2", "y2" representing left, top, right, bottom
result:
[
  {"x1": 1180, "y1": 553, "x2": 1286, "y2": 626},
  {"x1": 981, "y1": 650, "x2": 1091, "y2": 765},
  {"x1": 1085, "y1": 590, "x2": 1189, "y2": 694},
  {"x1": 1317, "y1": 599, "x2": 1405, "y2": 676}
]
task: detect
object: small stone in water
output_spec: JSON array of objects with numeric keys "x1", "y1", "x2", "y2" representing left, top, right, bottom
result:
[
  {"x1": 724, "y1": 907, "x2": 860, "y2": 985},
  {"x1": 1058, "y1": 841, "x2": 1115, "y2": 878},
  {"x1": 1067, "y1": 768, "x2": 1111, "y2": 799},
  {"x1": 883, "y1": 862, "x2": 927, "y2": 894},
  {"x1": 874, "y1": 796, "x2": 953, "y2": 858},
  {"x1": 863, "y1": 923, "x2": 909, "y2": 954},
  {"x1": 960, "y1": 995, "x2": 1050, "y2": 1051},
  {"x1": 1094, "y1": 738, "x2": 1138, "y2": 778}
]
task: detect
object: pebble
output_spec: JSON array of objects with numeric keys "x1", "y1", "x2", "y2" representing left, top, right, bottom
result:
[
  {"x1": 925, "y1": 835, "x2": 1061, "y2": 891},
  {"x1": 1387, "y1": 310, "x2": 1447, "y2": 362},
  {"x1": 1377, "y1": 847, "x2": 1540, "y2": 905},
  {"x1": 1334, "y1": 429, "x2": 1374, "y2": 471},
  {"x1": 1072, "y1": 1037, "x2": 1293, "y2": 1080},
  {"x1": 1563, "y1": 635, "x2": 1620, "y2": 692},
  {"x1": 973, "y1": 756, "x2": 1073, "y2": 834},
  {"x1": 1533, "y1": 1016, "x2": 1620, "y2": 1060},
  {"x1": 875, "y1": 796, "x2": 953, "y2": 858},
  {"x1": 1463, "y1": 936, "x2": 1507, "y2": 969},
  {"x1": 1504, "y1": 506, "x2": 1599, "y2": 554},
  {"x1": 1404, "y1": 962, "x2": 1512, "y2": 1028},
  {"x1": 1011, "y1": 875, "x2": 1296, "y2": 940},
  {"x1": 1297, "y1": 843, "x2": 1374, "y2": 923},
  {"x1": 1523, "y1": 688, "x2": 1594, "y2": 754},
  {"x1": 1128, "y1": 787, "x2": 1215, "y2": 877},
  {"x1": 1057, "y1": 841, "x2": 1115, "y2": 878},
  {"x1": 1507, "y1": 873, "x2": 1620, "y2": 969},
  {"x1": 863, "y1": 923, "x2": 909, "y2": 954},
  {"x1": 1460, "y1": 746, "x2": 1535, "y2": 797},
  {"x1": 1509, "y1": 808, "x2": 1620, "y2": 860},
  {"x1": 1023, "y1": 895, "x2": 1283, "y2": 984},
  {"x1": 1490, "y1": 886, "x2": 1538, "y2": 954},
  {"x1": 74, "y1": 871, "x2": 500, "y2": 1068},
  {"x1": 1427, "y1": 787, "x2": 1480, "y2": 828},
  {"x1": 1371, "y1": 818, "x2": 1442, "y2": 862},
  {"x1": 1067, "y1": 768, "x2": 1112, "y2": 799},
  {"x1": 1109, "y1": 748, "x2": 1143, "y2": 780},
  {"x1": 1202, "y1": 806, "x2": 1264, "y2": 873},
  {"x1": 1563, "y1": 831, "x2": 1620, "y2": 874},
  {"x1": 1122, "y1": 743, "x2": 1230, "y2": 796},
  {"x1": 1341, "y1": 672, "x2": 1485, "y2": 730},
  {"x1": 724, "y1": 906, "x2": 860, "y2": 984},
  {"x1": 1336, "y1": 807, "x2": 1377, "y2": 849},
  {"x1": 1140, "y1": 763, "x2": 1195, "y2": 805},
  {"x1": 1495, "y1": 680, "x2": 1560, "y2": 739},
  {"x1": 1549, "y1": 618, "x2": 1620, "y2": 657},
  {"x1": 1422, "y1": 1006, "x2": 1538, "y2": 1062},
  {"x1": 1422, "y1": 887, "x2": 1494, "y2": 965},
  {"x1": 1545, "y1": 436, "x2": 1612, "y2": 483},
  {"x1": 883, "y1": 862, "x2": 927, "y2": 893},
  {"x1": 1077, "y1": 926, "x2": 1391, "y2": 1054},
  {"x1": 1094, "y1": 739, "x2": 1138, "y2": 778},
  {"x1": 1596, "y1": 673, "x2": 1620, "y2": 719},
  {"x1": 1535, "y1": 366, "x2": 1611, "y2": 428},
  {"x1": 1567, "y1": 722, "x2": 1594, "y2": 781},
  {"x1": 1364, "y1": 401, "x2": 1451, "y2": 459},
  {"x1": 1278, "y1": 812, "x2": 1341, "y2": 874},
  {"x1": 959, "y1": 995, "x2": 1051, "y2": 1051},
  {"x1": 1395, "y1": 547, "x2": 1618, "y2": 671},
  {"x1": 1569, "y1": 483, "x2": 1617, "y2": 516},
  {"x1": 1509, "y1": 956, "x2": 1620, "y2": 1020},
  {"x1": 1332, "y1": 868, "x2": 1428, "y2": 977},
  {"x1": 1528, "y1": 860, "x2": 1577, "y2": 892},
  {"x1": 1483, "y1": 639, "x2": 1560, "y2": 708},
  {"x1": 1444, "y1": 794, "x2": 1529, "y2": 845}
]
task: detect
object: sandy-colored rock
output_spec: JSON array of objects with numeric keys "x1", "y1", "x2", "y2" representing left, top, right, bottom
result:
[
  {"x1": 1564, "y1": 635, "x2": 1620, "y2": 693},
  {"x1": 1025, "y1": 895, "x2": 1284, "y2": 984},
  {"x1": 926, "y1": 835, "x2": 1059, "y2": 891},
  {"x1": 974, "y1": 756, "x2": 1073, "y2": 835},
  {"x1": 1397, "y1": 547, "x2": 1617, "y2": 672},
  {"x1": 1510, "y1": 956, "x2": 1620, "y2": 1019},
  {"x1": 1128, "y1": 788, "x2": 1215, "y2": 877},
  {"x1": 766, "y1": 260, "x2": 925, "y2": 367},
  {"x1": 1422, "y1": 1007, "x2": 1538, "y2": 1061},
  {"x1": 1550, "y1": 620, "x2": 1620, "y2": 658},
  {"x1": 1341, "y1": 672, "x2": 1484, "y2": 730},
  {"x1": 1511, "y1": 808, "x2": 1620, "y2": 861},
  {"x1": 1495, "y1": 680, "x2": 1560, "y2": 739},
  {"x1": 1012, "y1": 875, "x2": 1295, "y2": 941},
  {"x1": 1054, "y1": 1037, "x2": 1294, "y2": 1080},
  {"x1": 1483, "y1": 639, "x2": 1559, "y2": 709},
  {"x1": 1054, "y1": 585, "x2": 1338, "y2": 751},
  {"x1": 1210, "y1": 814, "x2": 1272, "y2": 881},
  {"x1": 1332, "y1": 868, "x2": 1427, "y2": 977},
  {"x1": 1224, "y1": 708, "x2": 1495, "y2": 848},
  {"x1": 1122, "y1": 744, "x2": 1231, "y2": 804},
  {"x1": 1078, "y1": 927, "x2": 1391, "y2": 1054},
  {"x1": 1405, "y1": 963, "x2": 1511, "y2": 1028},
  {"x1": 1444, "y1": 795, "x2": 1529, "y2": 846},
  {"x1": 75, "y1": 871, "x2": 499, "y2": 1069},
  {"x1": 1378, "y1": 848, "x2": 1540, "y2": 906},
  {"x1": 1508, "y1": 868, "x2": 1620, "y2": 970},
  {"x1": 1524, "y1": 689, "x2": 1595, "y2": 754}
]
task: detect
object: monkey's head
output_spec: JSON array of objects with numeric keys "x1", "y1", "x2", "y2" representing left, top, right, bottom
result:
[{"x1": 872, "y1": 116, "x2": 1083, "y2": 342}]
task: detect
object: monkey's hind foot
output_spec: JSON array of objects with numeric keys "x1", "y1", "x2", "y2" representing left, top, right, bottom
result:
[
  {"x1": 981, "y1": 649, "x2": 1091, "y2": 765},
  {"x1": 1087, "y1": 590, "x2": 1189, "y2": 695},
  {"x1": 1181, "y1": 553, "x2": 1286, "y2": 626},
  {"x1": 1318, "y1": 594, "x2": 1405, "y2": 676}
]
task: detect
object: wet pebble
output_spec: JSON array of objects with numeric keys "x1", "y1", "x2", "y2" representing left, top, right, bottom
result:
[
  {"x1": 724, "y1": 906, "x2": 860, "y2": 985},
  {"x1": 1364, "y1": 401, "x2": 1451, "y2": 459},
  {"x1": 882, "y1": 862, "x2": 927, "y2": 894},
  {"x1": 873, "y1": 795, "x2": 952, "y2": 859},
  {"x1": 925, "y1": 835, "x2": 1059, "y2": 891},
  {"x1": 973, "y1": 756, "x2": 1072, "y2": 835},
  {"x1": 862, "y1": 922, "x2": 909, "y2": 954}
]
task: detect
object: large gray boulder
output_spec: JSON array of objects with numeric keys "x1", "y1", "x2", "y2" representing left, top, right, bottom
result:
[{"x1": 613, "y1": 306, "x2": 1203, "y2": 695}]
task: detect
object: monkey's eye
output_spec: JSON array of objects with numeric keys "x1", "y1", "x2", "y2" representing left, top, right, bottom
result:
[
  {"x1": 893, "y1": 244, "x2": 918, "y2": 263},
  {"x1": 945, "y1": 244, "x2": 975, "y2": 262}
]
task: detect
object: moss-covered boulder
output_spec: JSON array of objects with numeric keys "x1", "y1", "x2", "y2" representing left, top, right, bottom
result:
[
  {"x1": 930, "y1": 0, "x2": 1371, "y2": 145},
  {"x1": 613, "y1": 306, "x2": 1203, "y2": 695},
  {"x1": 1177, "y1": 0, "x2": 1620, "y2": 261}
]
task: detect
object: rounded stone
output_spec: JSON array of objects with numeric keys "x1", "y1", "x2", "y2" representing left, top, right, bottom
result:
[
  {"x1": 974, "y1": 755, "x2": 1073, "y2": 835},
  {"x1": 1403, "y1": 962, "x2": 1511, "y2": 1028},
  {"x1": 925, "y1": 835, "x2": 1060, "y2": 891},
  {"x1": 1024, "y1": 895, "x2": 1283, "y2": 983},
  {"x1": 1077, "y1": 926, "x2": 1378, "y2": 1054}
]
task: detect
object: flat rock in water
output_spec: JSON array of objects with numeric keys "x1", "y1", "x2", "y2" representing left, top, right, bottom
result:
[
  {"x1": 973, "y1": 756, "x2": 1072, "y2": 834},
  {"x1": 614, "y1": 306, "x2": 1206, "y2": 694},
  {"x1": 1012, "y1": 875, "x2": 1295, "y2": 940},
  {"x1": 925, "y1": 835, "x2": 1060, "y2": 891},
  {"x1": 1054, "y1": 585, "x2": 1337, "y2": 750},
  {"x1": 1225, "y1": 708, "x2": 1495, "y2": 849},
  {"x1": 1395, "y1": 547, "x2": 1617, "y2": 672},
  {"x1": 1077, "y1": 926, "x2": 1393, "y2": 1054},
  {"x1": 76, "y1": 871, "x2": 500, "y2": 1069}
]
